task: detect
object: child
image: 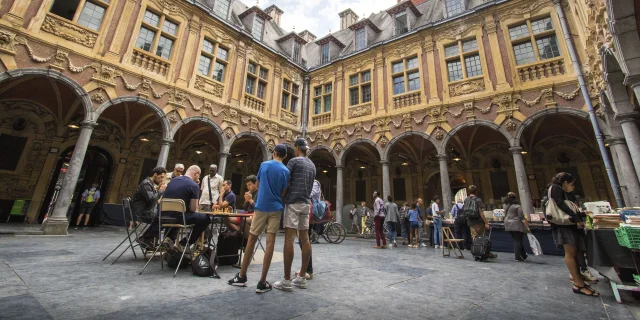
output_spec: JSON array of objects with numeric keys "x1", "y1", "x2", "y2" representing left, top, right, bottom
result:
[{"x1": 408, "y1": 203, "x2": 420, "y2": 248}]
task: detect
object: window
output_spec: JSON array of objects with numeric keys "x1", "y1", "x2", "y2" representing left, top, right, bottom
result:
[
  {"x1": 213, "y1": 0, "x2": 230, "y2": 19},
  {"x1": 508, "y1": 16, "x2": 561, "y2": 66},
  {"x1": 348, "y1": 70, "x2": 372, "y2": 106},
  {"x1": 252, "y1": 17, "x2": 264, "y2": 41},
  {"x1": 395, "y1": 11, "x2": 408, "y2": 36},
  {"x1": 49, "y1": 0, "x2": 110, "y2": 31},
  {"x1": 391, "y1": 56, "x2": 420, "y2": 95},
  {"x1": 444, "y1": 38, "x2": 483, "y2": 82},
  {"x1": 321, "y1": 44, "x2": 330, "y2": 64},
  {"x1": 135, "y1": 9, "x2": 179, "y2": 60},
  {"x1": 282, "y1": 80, "x2": 300, "y2": 113},
  {"x1": 198, "y1": 39, "x2": 229, "y2": 83},
  {"x1": 445, "y1": 0, "x2": 464, "y2": 17},
  {"x1": 0, "y1": 134, "x2": 27, "y2": 171},
  {"x1": 293, "y1": 41, "x2": 301, "y2": 63},
  {"x1": 355, "y1": 28, "x2": 366, "y2": 50},
  {"x1": 245, "y1": 62, "x2": 269, "y2": 101},
  {"x1": 313, "y1": 83, "x2": 333, "y2": 114}
]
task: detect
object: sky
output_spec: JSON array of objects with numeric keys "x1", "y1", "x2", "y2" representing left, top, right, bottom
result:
[{"x1": 258, "y1": 0, "x2": 394, "y2": 37}]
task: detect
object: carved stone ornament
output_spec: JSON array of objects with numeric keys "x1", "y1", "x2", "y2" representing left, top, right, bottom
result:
[
  {"x1": 449, "y1": 78, "x2": 486, "y2": 97},
  {"x1": 435, "y1": 129, "x2": 445, "y2": 140},
  {"x1": 285, "y1": 130, "x2": 293, "y2": 142},
  {"x1": 91, "y1": 92, "x2": 105, "y2": 104},
  {"x1": 224, "y1": 127, "x2": 234, "y2": 139},
  {"x1": 0, "y1": 30, "x2": 17, "y2": 54},
  {"x1": 168, "y1": 89, "x2": 189, "y2": 108},
  {"x1": 333, "y1": 143, "x2": 343, "y2": 155},
  {"x1": 505, "y1": 120, "x2": 517, "y2": 132},
  {"x1": 194, "y1": 75, "x2": 224, "y2": 98},
  {"x1": 267, "y1": 139, "x2": 276, "y2": 152},
  {"x1": 41, "y1": 14, "x2": 98, "y2": 48},
  {"x1": 280, "y1": 111, "x2": 298, "y2": 126},
  {"x1": 167, "y1": 111, "x2": 180, "y2": 123},
  {"x1": 378, "y1": 136, "x2": 389, "y2": 148},
  {"x1": 348, "y1": 104, "x2": 371, "y2": 119}
]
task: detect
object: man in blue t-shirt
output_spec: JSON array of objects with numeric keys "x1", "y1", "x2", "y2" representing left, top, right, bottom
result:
[
  {"x1": 157, "y1": 165, "x2": 209, "y2": 251},
  {"x1": 228, "y1": 144, "x2": 290, "y2": 294}
]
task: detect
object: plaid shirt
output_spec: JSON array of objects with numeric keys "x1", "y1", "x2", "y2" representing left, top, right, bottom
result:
[{"x1": 286, "y1": 156, "x2": 316, "y2": 204}]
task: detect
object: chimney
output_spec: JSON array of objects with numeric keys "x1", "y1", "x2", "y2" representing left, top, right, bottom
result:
[
  {"x1": 339, "y1": 9, "x2": 359, "y2": 30},
  {"x1": 264, "y1": 4, "x2": 283, "y2": 26},
  {"x1": 298, "y1": 30, "x2": 317, "y2": 43}
]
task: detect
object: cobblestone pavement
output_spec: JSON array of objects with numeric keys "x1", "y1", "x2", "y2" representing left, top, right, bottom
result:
[{"x1": 0, "y1": 227, "x2": 638, "y2": 320}]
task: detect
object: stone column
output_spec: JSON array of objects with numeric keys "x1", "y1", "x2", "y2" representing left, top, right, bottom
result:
[
  {"x1": 609, "y1": 138, "x2": 640, "y2": 206},
  {"x1": 336, "y1": 166, "x2": 344, "y2": 225},
  {"x1": 417, "y1": 166, "x2": 425, "y2": 200},
  {"x1": 42, "y1": 121, "x2": 96, "y2": 235},
  {"x1": 218, "y1": 152, "x2": 229, "y2": 179},
  {"x1": 156, "y1": 139, "x2": 172, "y2": 168},
  {"x1": 617, "y1": 114, "x2": 640, "y2": 181},
  {"x1": 381, "y1": 161, "x2": 391, "y2": 199},
  {"x1": 510, "y1": 147, "x2": 534, "y2": 215},
  {"x1": 437, "y1": 155, "x2": 452, "y2": 212},
  {"x1": 484, "y1": 16, "x2": 509, "y2": 90}
]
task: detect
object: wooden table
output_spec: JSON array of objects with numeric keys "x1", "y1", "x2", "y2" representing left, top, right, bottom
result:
[{"x1": 200, "y1": 212, "x2": 252, "y2": 268}]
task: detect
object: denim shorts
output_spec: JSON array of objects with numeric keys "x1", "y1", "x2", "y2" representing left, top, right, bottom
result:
[{"x1": 410, "y1": 221, "x2": 420, "y2": 229}]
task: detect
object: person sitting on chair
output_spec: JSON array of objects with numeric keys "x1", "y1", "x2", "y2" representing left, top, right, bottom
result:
[
  {"x1": 159, "y1": 165, "x2": 210, "y2": 252},
  {"x1": 213, "y1": 180, "x2": 242, "y2": 231},
  {"x1": 132, "y1": 167, "x2": 167, "y2": 248}
]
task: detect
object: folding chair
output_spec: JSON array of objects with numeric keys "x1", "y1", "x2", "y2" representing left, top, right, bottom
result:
[
  {"x1": 139, "y1": 199, "x2": 193, "y2": 277},
  {"x1": 252, "y1": 227, "x2": 267, "y2": 260},
  {"x1": 442, "y1": 227, "x2": 464, "y2": 259},
  {"x1": 103, "y1": 198, "x2": 151, "y2": 264}
]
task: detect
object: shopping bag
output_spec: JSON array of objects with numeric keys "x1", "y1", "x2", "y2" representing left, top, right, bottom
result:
[{"x1": 527, "y1": 233, "x2": 543, "y2": 256}]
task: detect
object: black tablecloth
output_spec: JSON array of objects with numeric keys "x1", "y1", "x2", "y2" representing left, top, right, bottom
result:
[{"x1": 587, "y1": 229, "x2": 635, "y2": 270}]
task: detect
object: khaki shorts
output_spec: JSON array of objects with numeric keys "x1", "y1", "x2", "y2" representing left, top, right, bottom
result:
[
  {"x1": 284, "y1": 203, "x2": 310, "y2": 230},
  {"x1": 470, "y1": 222, "x2": 487, "y2": 238},
  {"x1": 250, "y1": 210, "x2": 282, "y2": 236}
]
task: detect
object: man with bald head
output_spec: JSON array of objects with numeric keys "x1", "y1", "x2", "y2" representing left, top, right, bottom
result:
[{"x1": 199, "y1": 164, "x2": 223, "y2": 212}]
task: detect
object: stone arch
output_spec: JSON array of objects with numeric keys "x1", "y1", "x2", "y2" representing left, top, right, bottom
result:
[
  {"x1": 514, "y1": 107, "x2": 608, "y2": 142},
  {"x1": 0, "y1": 68, "x2": 92, "y2": 120},
  {"x1": 170, "y1": 116, "x2": 225, "y2": 147},
  {"x1": 383, "y1": 131, "x2": 440, "y2": 160},
  {"x1": 308, "y1": 145, "x2": 338, "y2": 163},
  {"x1": 94, "y1": 96, "x2": 172, "y2": 140},
  {"x1": 225, "y1": 131, "x2": 269, "y2": 162},
  {"x1": 606, "y1": 0, "x2": 640, "y2": 76},
  {"x1": 441, "y1": 119, "x2": 514, "y2": 149},
  {"x1": 339, "y1": 138, "x2": 384, "y2": 167}
]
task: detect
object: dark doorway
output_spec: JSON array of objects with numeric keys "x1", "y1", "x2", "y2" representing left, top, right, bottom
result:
[{"x1": 39, "y1": 146, "x2": 113, "y2": 226}]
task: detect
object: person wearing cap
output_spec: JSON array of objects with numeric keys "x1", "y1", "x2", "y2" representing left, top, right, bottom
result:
[
  {"x1": 228, "y1": 144, "x2": 290, "y2": 293},
  {"x1": 274, "y1": 138, "x2": 316, "y2": 292}
]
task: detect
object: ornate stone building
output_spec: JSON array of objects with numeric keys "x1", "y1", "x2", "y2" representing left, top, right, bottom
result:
[{"x1": 0, "y1": 0, "x2": 637, "y2": 234}]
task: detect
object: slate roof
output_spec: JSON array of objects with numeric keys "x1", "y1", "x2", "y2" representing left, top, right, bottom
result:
[{"x1": 190, "y1": 0, "x2": 498, "y2": 71}]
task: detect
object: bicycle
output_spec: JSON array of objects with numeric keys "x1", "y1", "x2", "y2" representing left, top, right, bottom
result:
[
  {"x1": 362, "y1": 216, "x2": 388, "y2": 239},
  {"x1": 310, "y1": 216, "x2": 346, "y2": 244}
]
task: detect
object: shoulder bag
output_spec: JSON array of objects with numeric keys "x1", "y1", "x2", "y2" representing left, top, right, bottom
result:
[{"x1": 545, "y1": 187, "x2": 576, "y2": 226}]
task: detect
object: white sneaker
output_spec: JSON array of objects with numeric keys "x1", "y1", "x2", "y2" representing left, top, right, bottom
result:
[
  {"x1": 292, "y1": 276, "x2": 307, "y2": 289},
  {"x1": 273, "y1": 278, "x2": 293, "y2": 291},
  {"x1": 421, "y1": 243, "x2": 427, "y2": 247}
]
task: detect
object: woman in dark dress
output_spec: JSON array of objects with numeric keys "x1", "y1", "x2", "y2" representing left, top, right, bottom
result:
[{"x1": 547, "y1": 172, "x2": 599, "y2": 297}]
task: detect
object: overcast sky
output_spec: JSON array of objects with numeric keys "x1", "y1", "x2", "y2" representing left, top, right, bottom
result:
[{"x1": 259, "y1": 0, "x2": 393, "y2": 37}]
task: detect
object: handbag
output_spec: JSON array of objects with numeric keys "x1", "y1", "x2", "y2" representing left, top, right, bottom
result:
[{"x1": 544, "y1": 187, "x2": 575, "y2": 226}]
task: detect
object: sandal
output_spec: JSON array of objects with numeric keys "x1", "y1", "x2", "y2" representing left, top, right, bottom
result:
[{"x1": 572, "y1": 284, "x2": 600, "y2": 297}]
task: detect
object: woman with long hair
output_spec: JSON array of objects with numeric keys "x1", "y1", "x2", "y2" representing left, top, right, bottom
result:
[
  {"x1": 503, "y1": 192, "x2": 529, "y2": 261},
  {"x1": 547, "y1": 172, "x2": 599, "y2": 297}
]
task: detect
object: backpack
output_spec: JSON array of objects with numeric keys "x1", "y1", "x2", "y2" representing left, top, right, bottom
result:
[
  {"x1": 191, "y1": 247, "x2": 219, "y2": 278},
  {"x1": 86, "y1": 189, "x2": 96, "y2": 203},
  {"x1": 399, "y1": 207, "x2": 408, "y2": 220},
  {"x1": 463, "y1": 196, "x2": 480, "y2": 220},
  {"x1": 312, "y1": 198, "x2": 328, "y2": 220}
]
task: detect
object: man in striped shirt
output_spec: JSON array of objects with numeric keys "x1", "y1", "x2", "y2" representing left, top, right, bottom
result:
[{"x1": 274, "y1": 138, "x2": 316, "y2": 292}]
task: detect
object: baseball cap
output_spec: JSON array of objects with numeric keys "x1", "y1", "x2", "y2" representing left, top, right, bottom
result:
[
  {"x1": 294, "y1": 138, "x2": 308, "y2": 150},
  {"x1": 274, "y1": 144, "x2": 287, "y2": 154}
]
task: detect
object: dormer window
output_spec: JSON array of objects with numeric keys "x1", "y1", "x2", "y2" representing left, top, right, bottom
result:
[
  {"x1": 293, "y1": 41, "x2": 301, "y2": 63},
  {"x1": 252, "y1": 17, "x2": 264, "y2": 41},
  {"x1": 213, "y1": 0, "x2": 230, "y2": 19},
  {"x1": 445, "y1": 0, "x2": 464, "y2": 17},
  {"x1": 355, "y1": 28, "x2": 366, "y2": 51},
  {"x1": 395, "y1": 11, "x2": 408, "y2": 36},
  {"x1": 321, "y1": 44, "x2": 330, "y2": 64}
]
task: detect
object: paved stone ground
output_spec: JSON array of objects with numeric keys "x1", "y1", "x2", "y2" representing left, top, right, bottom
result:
[{"x1": 0, "y1": 226, "x2": 639, "y2": 320}]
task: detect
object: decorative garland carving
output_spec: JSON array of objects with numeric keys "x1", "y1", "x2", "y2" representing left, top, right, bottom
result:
[
  {"x1": 435, "y1": 21, "x2": 481, "y2": 40},
  {"x1": 344, "y1": 58, "x2": 372, "y2": 71},
  {"x1": 498, "y1": 0, "x2": 547, "y2": 20},
  {"x1": 41, "y1": 14, "x2": 98, "y2": 48},
  {"x1": 194, "y1": 76, "x2": 224, "y2": 98},
  {"x1": 383, "y1": 43, "x2": 420, "y2": 59},
  {"x1": 348, "y1": 104, "x2": 372, "y2": 119},
  {"x1": 449, "y1": 78, "x2": 485, "y2": 97}
]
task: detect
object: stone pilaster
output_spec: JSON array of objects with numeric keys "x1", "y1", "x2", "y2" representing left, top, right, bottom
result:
[
  {"x1": 157, "y1": 139, "x2": 173, "y2": 168},
  {"x1": 437, "y1": 155, "x2": 452, "y2": 213},
  {"x1": 218, "y1": 152, "x2": 230, "y2": 179},
  {"x1": 608, "y1": 138, "x2": 640, "y2": 206}
]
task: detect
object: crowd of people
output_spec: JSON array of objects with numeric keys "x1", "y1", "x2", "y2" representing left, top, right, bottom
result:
[{"x1": 129, "y1": 138, "x2": 319, "y2": 294}]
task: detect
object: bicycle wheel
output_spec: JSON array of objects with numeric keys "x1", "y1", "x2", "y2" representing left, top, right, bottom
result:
[
  {"x1": 332, "y1": 223, "x2": 347, "y2": 244},
  {"x1": 323, "y1": 223, "x2": 342, "y2": 243},
  {"x1": 310, "y1": 230, "x2": 319, "y2": 244},
  {"x1": 363, "y1": 224, "x2": 374, "y2": 239}
]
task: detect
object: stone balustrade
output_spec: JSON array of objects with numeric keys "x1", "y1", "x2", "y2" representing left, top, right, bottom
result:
[
  {"x1": 517, "y1": 58, "x2": 564, "y2": 82},
  {"x1": 243, "y1": 95, "x2": 265, "y2": 113},
  {"x1": 130, "y1": 49, "x2": 170, "y2": 76},
  {"x1": 393, "y1": 91, "x2": 422, "y2": 109}
]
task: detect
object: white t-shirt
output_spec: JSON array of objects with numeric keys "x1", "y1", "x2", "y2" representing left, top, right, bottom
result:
[
  {"x1": 431, "y1": 202, "x2": 441, "y2": 219},
  {"x1": 199, "y1": 174, "x2": 223, "y2": 205}
]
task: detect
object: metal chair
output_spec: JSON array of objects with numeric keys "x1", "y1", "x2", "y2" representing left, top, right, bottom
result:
[
  {"x1": 139, "y1": 199, "x2": 193, "y2": 277},
  {"x1": 103, "y1": 198, "x2": 151, "y2": 264}
]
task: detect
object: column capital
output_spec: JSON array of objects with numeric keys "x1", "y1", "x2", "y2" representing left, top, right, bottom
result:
[
  {"x1": 336, "y1": 165, "x2": 344, "y2": 170},
  {"x1": 509, "y1": 147, "x2": 523, "y2": 154},
  {"x1": 219, "y1": 152, "x2": 231, "y2": 157},
  {"x1": 605, "y1": 138, "x2": 627, "y2": 146},
  {"x1": 80, "y1": 121, "x2": 98, "y2": 129},
  {"x1": 380, "y1": 160, "x2": 389, "y2": 165},
  {"x1": 624, "y1": 74, "x2": 640, "y2": 87},
  {"x1": 161, "y1": 139, "x2": 174, "y2": 145},
  {"x1": 436, "y1": 154, "x2": 448, "y2": 161},
  {"x1": 615, "y1": 112, "x2": 639, "y2": 123}
]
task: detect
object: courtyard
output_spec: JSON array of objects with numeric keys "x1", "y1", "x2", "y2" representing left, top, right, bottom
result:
[{"x1": 0, "y1": 227, "x2": 638, "y2": 320}]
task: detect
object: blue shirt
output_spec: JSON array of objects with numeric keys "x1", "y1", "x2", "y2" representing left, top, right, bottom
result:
[
  {"x1": 162, "y1": 176, "x2": 200, "y2": 215},
  {"x1": 222, "y1": 191, "x2": 236, "y2": 210},
  {"x1": 408, "y1": 209, "x2": 419, "y2": 222},
  {"x1": 256, "y1": 160, "x2": 290, "y2": 212}
]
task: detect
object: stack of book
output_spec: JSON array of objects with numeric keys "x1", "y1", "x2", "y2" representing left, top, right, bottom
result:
[
  {"x1": 625, "y1": 215, "x2": 640, "y2": 226},
  {"x1": 592, "y1": 213, "x2": 622, "y2": 229}
]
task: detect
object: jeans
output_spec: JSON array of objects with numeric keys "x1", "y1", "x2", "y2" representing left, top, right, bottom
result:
[
  {"x1": 374, "y1": 216, "x2": 387, "y2": 246},
  {"x1": 454, "y1": 218, "x2": 471, "y2": 249},
  {"x1": 433, "y1": 218, "x2": 443, "y2": 246},
  {"x1": 401, "y1": 218, "x2": 409, "y2": 240},
  {"x1": 509, "y1": 231, "x2": 526, "y2": 260},
  {"x1": 387, "y1": 221, "x2": 397, "y2": 243},
  {"x1": 418, "y1": 221, "x2": 424, "y2": 244}
]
